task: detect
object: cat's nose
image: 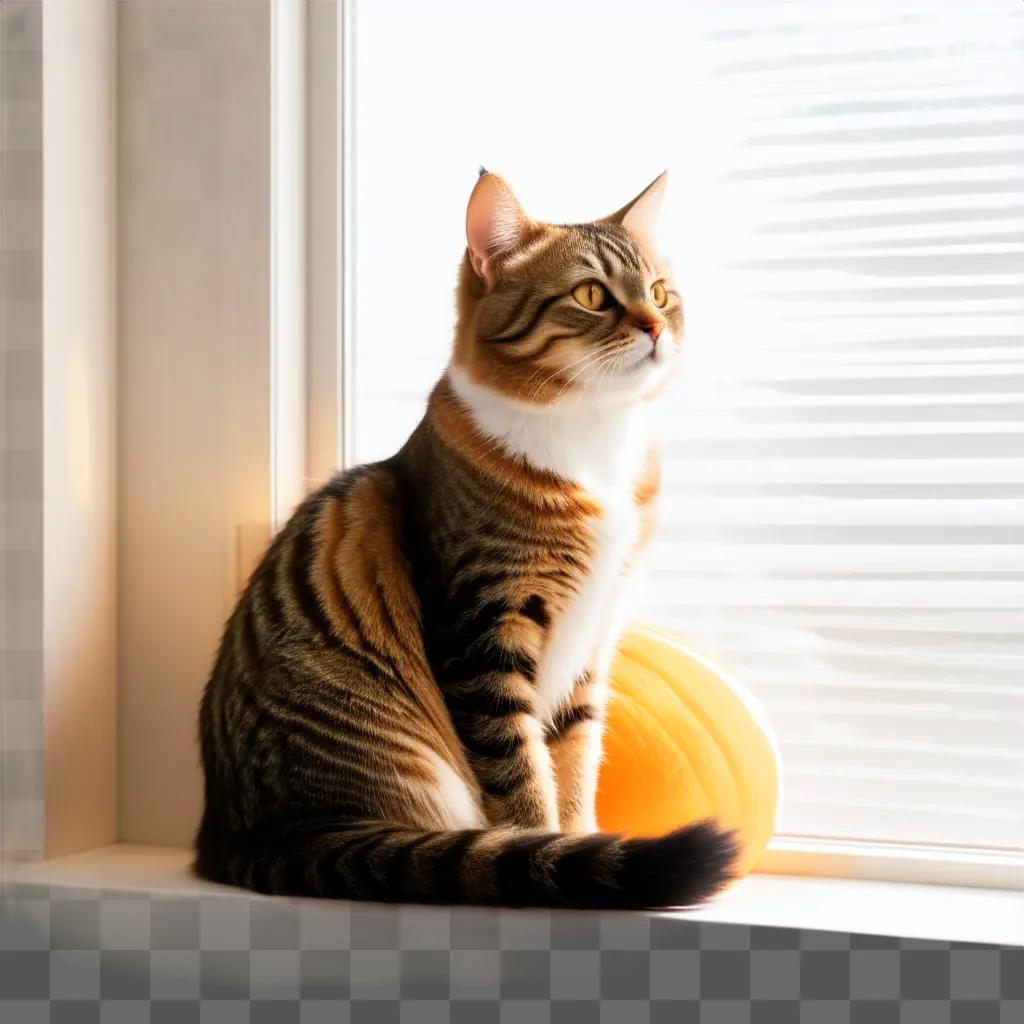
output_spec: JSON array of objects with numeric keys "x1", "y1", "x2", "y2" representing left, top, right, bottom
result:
[{"x1": 630, "y1": 314, "x2": 664, "y2": 343}]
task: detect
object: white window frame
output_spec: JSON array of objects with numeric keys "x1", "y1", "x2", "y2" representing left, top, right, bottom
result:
[
  {"x1": 306, "y1": 0, "x2": 354, "y2": 485},
  {"x1": 305, "y1": 0, "x2": 1023, "y2": 893}
]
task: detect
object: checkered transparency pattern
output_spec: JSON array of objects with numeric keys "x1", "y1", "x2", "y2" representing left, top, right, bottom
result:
[
  {"x1": 0, "y1": 884, "x2": 1019, "y2": 1021},
  {"x1": 0, "y1": 0, "x2": 45, "y2": 861}
]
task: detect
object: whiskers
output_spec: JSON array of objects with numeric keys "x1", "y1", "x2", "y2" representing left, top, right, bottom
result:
[
  {"x1": 518, "y1": 345, "x2": 602, "y2": 404},
  {"x1": 552, "y1": 340, "x2": 635, "y2": 405},
  {"x1": 517, "y1": 341, "x2": 634, "y2": 406}
]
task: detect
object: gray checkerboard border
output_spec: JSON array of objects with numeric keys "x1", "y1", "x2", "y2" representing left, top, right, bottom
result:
[
  {"x1": 1, "y1": 0, "x2": 46, "y2": 862},
  {"x1": 1, "y1": 882, "x2": 1020, "y2": 1019}
]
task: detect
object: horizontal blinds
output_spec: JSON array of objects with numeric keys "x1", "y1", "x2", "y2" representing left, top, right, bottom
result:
[{"x1": 352, "y1": 1, "x2": 1024, "y2": 852}]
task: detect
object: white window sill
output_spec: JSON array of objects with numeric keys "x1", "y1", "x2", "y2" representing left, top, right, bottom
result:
[{"x1": 6, "y1": 844, "x2": 1022, "y2": 947}]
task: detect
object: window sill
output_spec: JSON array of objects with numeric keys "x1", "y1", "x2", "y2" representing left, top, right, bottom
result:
[{"x1": 6, "y1": 843, "x2": 1022, "y2": 947}]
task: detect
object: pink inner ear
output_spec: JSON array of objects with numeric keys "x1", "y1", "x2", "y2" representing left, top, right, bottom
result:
[
  {"x1": 466, "y1": 187, "x2": 493, "y2": 277},
  {"x1": 466, "y1": 174, "x2": 526, "y2": 280}
]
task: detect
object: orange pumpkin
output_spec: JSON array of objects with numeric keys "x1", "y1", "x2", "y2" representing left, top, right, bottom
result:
[{"x1": 596, "y1": 623, "x2": 779, "y2": 876}]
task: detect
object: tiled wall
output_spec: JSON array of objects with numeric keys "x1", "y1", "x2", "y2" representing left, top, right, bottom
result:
[{"x1": 1, "y1": 0, "x2": 44, "y2": 861}]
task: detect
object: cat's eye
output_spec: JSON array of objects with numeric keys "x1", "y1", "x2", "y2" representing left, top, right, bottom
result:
[
  {"x1": 572, "y1": 281, "x2": 608, "y2": 311},
  {"x1": 651, "y1": 281, "x2": 668, "y2": 308}
]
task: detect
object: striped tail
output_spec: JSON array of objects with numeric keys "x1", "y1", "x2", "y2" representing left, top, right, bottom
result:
[{"x1": 196, "y1": 819, "x2": 739, "y2": 909}]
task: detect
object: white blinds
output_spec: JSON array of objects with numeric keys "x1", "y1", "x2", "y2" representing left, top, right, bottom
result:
[{"x1": 350, "y1": 0, "x2": 1024, "y2": 852}]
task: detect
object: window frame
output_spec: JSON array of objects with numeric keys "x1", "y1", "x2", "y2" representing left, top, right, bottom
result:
[
  {"x1": 306, "y1": 0, "x2": 1021, "y2": 892},
  {"x1": 306, "y1": 0, "x2": 357, "y2": 485}
]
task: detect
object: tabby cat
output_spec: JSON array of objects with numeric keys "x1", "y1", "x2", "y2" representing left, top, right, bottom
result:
[{"x1": 196, "y1": 171, "x2": 738, "y2": 907}]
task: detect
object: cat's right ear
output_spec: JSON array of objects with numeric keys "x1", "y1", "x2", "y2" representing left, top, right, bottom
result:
[{"x1": 466, "y1": 171, "x2": 531, "y2": 283}]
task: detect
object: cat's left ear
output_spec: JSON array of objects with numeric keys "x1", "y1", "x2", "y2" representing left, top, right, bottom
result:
[
  {"x1": 466, "y1": 171, "x2": 532, "y2": 283},
  {"x1": 603, "y1": 171, "x2": 668, "y2": 247}
]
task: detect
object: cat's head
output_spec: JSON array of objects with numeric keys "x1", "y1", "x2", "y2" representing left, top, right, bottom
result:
[{"x1": 451, "y1": 171, "x2": 683, "y2": 407}]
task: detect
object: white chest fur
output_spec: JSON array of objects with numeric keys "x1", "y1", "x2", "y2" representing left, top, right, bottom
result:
[
  {"x1": 533, "y1": 482, "x2": 637, "y2": 721},
  {"x1": 447, "y1": 366, "x2": 648, "y2": 722}
]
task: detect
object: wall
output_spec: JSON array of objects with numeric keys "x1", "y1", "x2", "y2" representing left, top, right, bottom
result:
[
  {"x1": 40, "y1": 0, "x2": 119, "y2": 860},
  {"x1": 117, "y1": 1, "x2": 309, "y2": 847}
]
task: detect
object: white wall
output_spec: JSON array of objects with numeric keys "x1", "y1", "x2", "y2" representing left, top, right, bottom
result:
[
  {"x1": 41, "y1": 0, "x2": 118, "y2": 858},
  {"x1": 117, "y1": 1, "x2": 306, "y2": 847}
]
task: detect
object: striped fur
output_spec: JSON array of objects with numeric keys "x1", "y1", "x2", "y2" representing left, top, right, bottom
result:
[{"x1": 196, "y1": 174, "x2": 738, "y2": 907}]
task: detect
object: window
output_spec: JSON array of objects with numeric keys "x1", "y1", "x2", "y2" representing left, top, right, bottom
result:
[{"x1": 348, "y1": 0, "x2": 1023, "y2": 859}]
